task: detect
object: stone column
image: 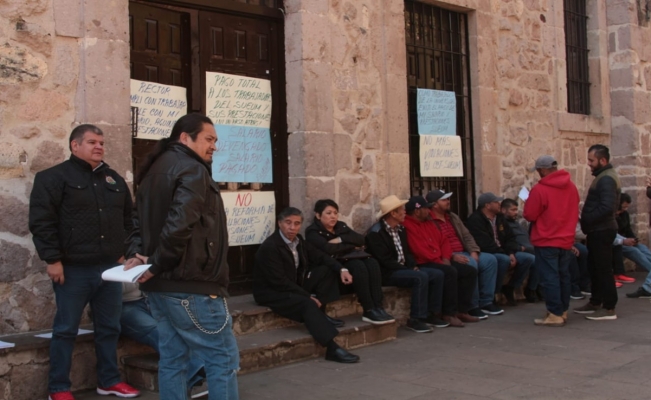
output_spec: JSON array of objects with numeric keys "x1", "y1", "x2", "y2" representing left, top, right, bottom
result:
[{"x1": 284, "y1": 0, "x2": 410, "y2": 230}]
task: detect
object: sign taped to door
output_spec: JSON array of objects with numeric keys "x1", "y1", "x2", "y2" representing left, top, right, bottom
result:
[
  {"x1": 222, "y1": 191, "x2": 275, "y2": 246},
  {"x1": 419, "y1": 135, "x2": 464, "y2": 177},
  {"x1": 130, "y1": 79, "x2": 187, "y2": 140},
  {"x1": 206, "y1": 72, "x2": 273, "y2": 182}
]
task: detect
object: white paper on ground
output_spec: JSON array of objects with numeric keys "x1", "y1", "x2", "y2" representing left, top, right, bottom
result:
[
  {"x1": 101, "y1": 264, "x2": 151, "y2": 283},
  {"x1": 0, "y1": 340, "x2": 15, "y2": 348},
  {"x1": 35, "y1": 328, "x2": 93, "y2": 339},
  {"x1": 518, "y1": 186, "x2": 530, "y2": 201}
]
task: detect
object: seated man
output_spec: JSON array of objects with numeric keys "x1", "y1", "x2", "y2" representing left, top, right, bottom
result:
[
  {"x1": 466, "y1": 193, "x2": 534, "y2": 306},
  {"x1": 253, "y1": 207, "x2": 360, "y2": 363},
  {"x1": 120, "y1": 283, "x2": 207, "y2": 398},
  {"x1": 402, "y1": 196, "x2": 479, "y2": 327},
  {"x1": 427, "y1": 189, "x2": 504, "y2": 317},
  {"x1": 501, "y1": 198, "x2": 540, "y2": 303},
  {"x1": 366, "y1": 195, "x2": 446, "y2": 333},
  {"x1": 612, "y1": 193, "x2": 651, "y2": 299}
]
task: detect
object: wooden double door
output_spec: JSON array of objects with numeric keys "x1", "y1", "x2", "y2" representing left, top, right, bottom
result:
[{"x1": 129, "y1": 0, "x2": 287, "y2": 294}]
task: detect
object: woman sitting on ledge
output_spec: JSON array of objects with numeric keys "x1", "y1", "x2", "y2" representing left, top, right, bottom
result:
[{"x1": 305, "y1": 199, "x2": 395, "y2": 325}]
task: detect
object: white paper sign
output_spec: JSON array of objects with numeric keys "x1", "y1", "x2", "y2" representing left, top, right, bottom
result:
[
  {"x1": 205, "y1": 72, "x2": 272, "y2": 128},
  {"x1": 419, "y1": 135, "x2": 463, "y2": 177},
  {"x1": 130, "y1": 79, "x2": 188, "y2": 140},
  {"x1": 222, "y1": 191, "x2": 275, "y2": 246},
  {"x1": 417, "y1": 89, "x2": 457, "y2": 135},
  {"x1": 518, "y1": 186, "x2": 530, "y2": 202}
]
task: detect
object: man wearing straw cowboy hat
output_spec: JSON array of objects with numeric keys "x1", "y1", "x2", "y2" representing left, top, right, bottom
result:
[{"x1": 366, "y1": 195, "x2": 447, "y2": 333}]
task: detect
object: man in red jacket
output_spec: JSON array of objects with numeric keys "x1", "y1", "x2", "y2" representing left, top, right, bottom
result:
[
  {"x1": 523, "y1": 155, "x2": 579, "y2": 326},
  {"x1": 403, "y1": 196, "x2": 479, "y2": 327}
]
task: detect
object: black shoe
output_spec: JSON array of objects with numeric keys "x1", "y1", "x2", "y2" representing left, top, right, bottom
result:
[
  {"x1": 424, "y1": 315, "x2": 450, "y2": 328},
  {"x1": 376, "y1": 308, "x2": 395, "y2": 321},
  {"x1": 626, "y1": 287, "x2": 651, "y2": 299},
  {"x1": 325, "y1": 315, "x2": 345, "y2": 327},
  {"x1": 481, "y1": 303, "x2": 504, "y2": 315},
  {"x1": 501, "y1": 285, "x2": 517, "y2": 306},
  {"x1": 524, "y1": 288, "x2": 537, "y2": 303},
  {"x1": 570, "y1": 291, "x2": 585, "y2": 300},
  {"x1": 405, "y1": 318, "x2": 433, "y2": 333},
  {"x1": 468, "y1": 308, "x2": 488, "y2": 320},
  {"x1": 325, "y1": 346, "x2": 360, "y2": 363},
  {"x1": 362, "y1": 309, "x2": 393, "y2": 325}
]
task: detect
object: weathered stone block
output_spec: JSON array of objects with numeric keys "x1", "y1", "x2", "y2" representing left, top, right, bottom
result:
[
  {"x1": 0, "y1": 42, "x2": 47, "y2": 84},
  {"x1": 52, "y1": 41, "x2": 79, "y2": 88},
  {"x1": 84, "y1": 0, "x2": 129, "y2": 41},
  {"x1": 303, "y1": 132, "x2": 334, "y2": 176},
  {"x1": 337, "y1": 173, "x2": 363, "y2": 215},
  {"x1": 15, "y1": 22, "x2": 53, "y2": 57},
  {"x1": 30, "y1": 140, "x2": 65, "y2": 174},
  {"x1": 53, "y1": 0, "x2": 83, "y2": 37},
  {"x1": 351, "y1": 205, "x2": 372, "y2": 231},
  {"x1": 8, "y1": 126, "x2": 40, "y2": 139},
  {"x1": 333, "y1": 133, "x2": 352, "y2": 172},
  {"x1": 385, "y1": 74, "x2": 408, "y2": 153},
  {"x1": 0, "y1": 144, "x2": 26, "y2": 179},
  {"x1": 0, "y1": 241, "x2": 31, "y2": 282},
  {"x1": 284, "y1": 0, "x2": 330, "y2": 14},
  {"x1": 9, "y1": 363, "x2": 48, "y2": 399},
  {"x1": 17, "y1": 88, "x2": 70, "y2": 122},
  {"x1": 606, "y1": 0, "x2": 637, "y2": 26}
]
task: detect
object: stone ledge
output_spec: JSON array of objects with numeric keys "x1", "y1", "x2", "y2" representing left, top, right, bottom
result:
[{"x1": 0, "y1": 323, "x2": 95, "y2": 355}]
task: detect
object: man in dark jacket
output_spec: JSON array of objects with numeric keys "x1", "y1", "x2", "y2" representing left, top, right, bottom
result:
[
  {"x1": 366, "y1": 195, "x2": 446, "y2": 333},
  {"x1": 29, "y1": 125, "x2": 139, "y2": 400},
  {"x1": 124, "y1": 114, "x2": 239, "y2": 399},
  {"x1": 253, "y1": 207, "x2": 360, "y2": 363},
  {"x1": 574, "y1": 144, "x2": 620, "y2": 320},
  {"x1": 465, "y1": 193, "x2": 534, "y2": 306}
]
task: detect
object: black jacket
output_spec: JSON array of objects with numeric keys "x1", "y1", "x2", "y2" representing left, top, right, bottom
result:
[
  {"x1": 365, "y1": 221, "x2": 416, "y2": 283},
  {"x1": 126, "y1": 143, "x2": 229, "y2": 297},
  {"x1": 616, "y1": 211, "x2": 635, "y2": 238},
  {"x1": 252, "y1": 230, "x2": 343, "y2": 304},
  {"x1": 29, "y1": 155, "x2": 133, "y2": 267},
  {"x1": 304, "y1": 220, "x2": 365, "y2": 258},
  {"x1": 465, "y1": 211, "x2": 519, "y2": 255},
  {"x1": 581, "y1": 164, "x2": 620, "y2": 234}
]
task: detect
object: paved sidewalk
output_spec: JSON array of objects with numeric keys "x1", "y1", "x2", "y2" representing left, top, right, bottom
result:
[{"x1": 79, "y1": 273, "x2": 651, "y2": 399}]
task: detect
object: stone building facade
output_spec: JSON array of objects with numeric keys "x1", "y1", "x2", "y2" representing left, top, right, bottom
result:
[{"x1": 0, "y1": 0, "x2": 650, "y2": 390}]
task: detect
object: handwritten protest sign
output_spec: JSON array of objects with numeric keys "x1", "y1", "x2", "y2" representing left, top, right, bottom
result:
[
  {"x1": 417, "y1": 89, "x2": 456, "y2": 135},
  {"x1": 212, "y1": 124, "x2": 273, "y2": 183},
  {"x1": 206, "y1": 72, "x2": 273, "y2": 182},
  {"x1": 222, "y1": 191, "x2": 275, "y2": 246},
  {"x1": 130, "y1": 79, "x2": 187, "y2": 140},
  {"x1": 419, "y1": 135, "x2": 463, "y2": 177}
]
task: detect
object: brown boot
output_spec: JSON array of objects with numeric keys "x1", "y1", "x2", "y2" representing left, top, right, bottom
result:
[
  {"x1": 533, "y1": 312, "x2": 565, "y2": 327},
  {"x1": 457, "y1": 313, "x2": 480, "y2": 323},
  {"x1": 442, "y1": 314, "x2": 465, "y2": 327}
]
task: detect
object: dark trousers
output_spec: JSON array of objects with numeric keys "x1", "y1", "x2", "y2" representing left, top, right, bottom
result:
[
  {"x1": 259, "y1": 265, "x2": 340, "y2": 346},
  {"x1": 344, "y1": 258, "x2": 384, "y2": 311},
  {"x1": 385, "y1": 267, "x2": 444, "y2": 319},
  {"x1": 419, "y1": 262, "x2": 477, "y2": 315},
  {"x1": 569, "y1": 242, "x2": 590, "y2": 293},
  {"x1": 612, "y1": 245, "x2": 626, "y2": 275},
  {"x1": 535, "y1": 247, "x2": 573, "y2": 316},
  {"x1": 586, "y1": 229, "x2": 618, "y2": 309}
]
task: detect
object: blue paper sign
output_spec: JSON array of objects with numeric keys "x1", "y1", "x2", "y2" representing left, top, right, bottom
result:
[
  {"x1": 211, "y1": 124, "x2": 273, "y2": 183},
  {"x1": 417, "y1": 89, "x2": 457, "y2": 135}
]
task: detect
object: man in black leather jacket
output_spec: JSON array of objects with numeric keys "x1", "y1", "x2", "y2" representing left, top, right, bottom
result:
[
  {"x1": 125, "y1": 114, "x2": 239, "y2": 399},
  {"x1": 29, "y1": 124, "x2": 139, "y2": 399}
]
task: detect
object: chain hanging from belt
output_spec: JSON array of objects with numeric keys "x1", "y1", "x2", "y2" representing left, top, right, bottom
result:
[{"x1": 180, "y1": 296, "x2": 230, "y2": 335}]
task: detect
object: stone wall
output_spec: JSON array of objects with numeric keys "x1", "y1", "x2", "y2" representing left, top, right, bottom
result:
[
  {"x1": 285, "y1": 0, "x2": 411, "y2": 230},
  {"x1": 0, "y1": 0, "x2": 131, "y2": 335}
]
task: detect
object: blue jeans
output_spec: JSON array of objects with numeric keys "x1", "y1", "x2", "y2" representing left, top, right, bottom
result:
[
  {"x1": 49, "y1": 265, "x2": 122, "y2": 393},
  {"x1": 386, "y1": 267, "x2": 444, "y2": 319},
  {"x1": 569, "y1": 242, "x2": 589, "y2": 293},
  {"x1": 535, "y1": 247, "x2": 573, "y2": 316},
  {"x1": 121, "y1": 298, "x2": 205, "y2": 388},
  {"x1": 622, "y1": 243, "x2": 651, "y2": 292},
  {"x1": 493, "y1": 252, "x2": 534, "y2": 291},
  {"x1": 455, "y1": 252, "x2": 499, "y2": 308},
  {"x1": 147, "y1": 292, "x2": 239, "y2": 400}
]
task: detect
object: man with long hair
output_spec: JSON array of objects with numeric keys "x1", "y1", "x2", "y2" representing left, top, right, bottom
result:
[{"x1": 125, "y1": 114, "x2": 239, "y2": 399}]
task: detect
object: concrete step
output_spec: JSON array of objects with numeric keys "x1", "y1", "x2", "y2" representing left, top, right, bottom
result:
[
  {"x1": 122, "y1": 315, "x2": 398, "y2": 392},
  {"x1": 230, "y1": 286, "x2": 411, "y2": 336}
]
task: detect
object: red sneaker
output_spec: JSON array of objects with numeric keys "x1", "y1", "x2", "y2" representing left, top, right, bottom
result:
[
  {"x1": 48, "y1": 392, "x2": 75, "y2": 400},
  {"x1": 97, "y1": 382, "x2": 140, "y2": 398},
  {"x1": 616, "y1": 281, "x2": 623, "y2": 288},
  {"x1": 614, "y1": 274, "x2": 635, "y2": 283}
]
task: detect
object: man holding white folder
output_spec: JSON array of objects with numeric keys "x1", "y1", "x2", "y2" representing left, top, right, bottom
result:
[{"x1": 125, "y1": 114, "x2": 239, "y2": 400}]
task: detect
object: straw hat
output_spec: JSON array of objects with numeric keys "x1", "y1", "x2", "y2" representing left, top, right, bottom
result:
[{"x1": 377, "y1": 195, "x2": 408, "y2": 219}]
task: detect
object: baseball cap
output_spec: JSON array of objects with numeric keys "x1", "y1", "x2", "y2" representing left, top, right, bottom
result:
[
  {"x1": 425, "y1": 189, "x2": 453, "y2": 203},
  {"x1": 477, "y1": 192, "x2": 504, "y2": 208},
  {"x1": 534, "y1": 155, "x2": 558, "y2": 169},
  {"x1": 405, "y1": 196, "x2": 433, "y2": 212}
]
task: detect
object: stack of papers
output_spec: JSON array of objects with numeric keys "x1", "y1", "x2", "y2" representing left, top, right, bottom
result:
[{"x1": 101, "y1": 264, "x2": 151, "y2": 283}]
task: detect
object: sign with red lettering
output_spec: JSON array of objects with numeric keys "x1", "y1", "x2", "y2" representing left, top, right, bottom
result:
[
  {"x1": 222, "y1": 191, "x2": 275, "y2": 246},
  {"x1": 130, "y1": 79, "x2": 187, "y2": 140},
  {"x1": 206, "y1": 72, "x2": 273, "y2": 183}
]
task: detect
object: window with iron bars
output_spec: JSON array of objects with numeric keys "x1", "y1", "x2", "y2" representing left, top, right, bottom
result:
[{"x1": 564, "y1": 0, "x2": 590, "y2": 115}]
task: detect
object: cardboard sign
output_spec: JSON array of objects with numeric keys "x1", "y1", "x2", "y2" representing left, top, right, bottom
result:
[
  {"x1": 130, "y1": 79, "x2": 187, "y2": 140},
  {"x1": 417, "y1": 88, "x2": 456, "y2": 135},
  {"x1": 419, "y1": 135, "x2": 463, "y2": 177},
  {"x1": 222, "y1": 191, "x2": 275, "y2": 246}
]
